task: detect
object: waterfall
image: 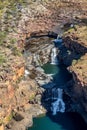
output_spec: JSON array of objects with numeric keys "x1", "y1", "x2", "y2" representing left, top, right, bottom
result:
[
  {"x1": 24, "y1": 69, "x2": 30, "y2": 77},
  {"x1": 51, "y1": 47, "x2": 58, "y2": 65},
  {"x1": 51, "y1": 88, "x2": 65, "y2": 115}
]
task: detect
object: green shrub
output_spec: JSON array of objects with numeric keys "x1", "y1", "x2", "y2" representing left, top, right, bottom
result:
[
  {"x1": 0, "y1": 31, "x2": 7, "y2": 45},
  {"x1": 72, "y1": 59, "x2": 77, "y2": 65},
  {"x1": 10, "y1": 38, "x2": 17, "y2": 44},
  {"x1": 12, "y1": 47, "x2": 22, "y2": 56},
  {"x1": 0, "y1": 54, "x2": 6, "y2": 64}
]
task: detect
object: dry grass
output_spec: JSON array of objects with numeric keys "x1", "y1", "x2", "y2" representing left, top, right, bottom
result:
[{"x1": 76, "y1": 26, "x2": 87, "y2": 43}]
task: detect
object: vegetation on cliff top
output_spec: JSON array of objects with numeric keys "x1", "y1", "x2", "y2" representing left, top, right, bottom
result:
[
  {"x1": 0, "y1": 0, "x2": 25, "y2": 17},
  {"x1": 64, "y1": 25, "x2": 87, "y2": 45},
  {"x1": 71, "y1": 54, "x2": 87, "y2": 86},
  {"x1": 0, "y1": 0, "x2": 87, "y2": 128}
]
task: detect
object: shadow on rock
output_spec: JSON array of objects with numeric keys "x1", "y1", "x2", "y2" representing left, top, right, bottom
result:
[{"x1": 58, "y1": 36, "x2": 87, "y2": 66}]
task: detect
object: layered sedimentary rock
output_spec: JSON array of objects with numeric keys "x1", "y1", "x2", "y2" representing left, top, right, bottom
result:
[
  {"x1": 0, "y1": 0, "x2": 87, "y2": 129},
  {"x1": 60, "y1": 24, "x2": 87, "y2": 122}
]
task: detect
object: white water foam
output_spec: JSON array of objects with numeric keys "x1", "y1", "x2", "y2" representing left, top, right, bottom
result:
[
  {"x1": 51, "y1": 47, "x2": 58, "y2": 65},
  {"x1": 51, "y1": 88, "x2": 65, "y2": 115}
]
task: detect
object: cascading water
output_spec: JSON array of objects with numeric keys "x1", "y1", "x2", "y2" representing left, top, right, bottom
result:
[
  {"x1": 51, "y1": 88, "x2": 65, "y2": 115},
  {"x1": 27, "y1": 37, "x2": 87, "y2": 130},
  {"x1": 51, "y1": 47, "x2": 58, "y2": 65},
  {"x1": 50, "y1": 46, "x2": 65, "y2": 115}
]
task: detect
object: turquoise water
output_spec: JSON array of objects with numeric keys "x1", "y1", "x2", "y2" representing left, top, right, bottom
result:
[
  {"x1": 28, "y1": 116, "x2": 63, "y2": 130},
  {"x1": 42, "y1": 63, "x2": 72, "y2": 87},
  {"x1": 28, "y1": 113, "x2": 87, "y2": 130},
  {"x1": 42, "y1": 63, "x2": 59, "y2": 75},
  {"x1": 28, "y1": 63, "x2": 87, "y2": 130}
]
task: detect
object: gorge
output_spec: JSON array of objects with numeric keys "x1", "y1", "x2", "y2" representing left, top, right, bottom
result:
[
  {"x1": 27, "y1": 37, "x2": 87, "y2": 130},
  {"x1": 0, "y1": 0, "x2": 87, "y2": 130}
]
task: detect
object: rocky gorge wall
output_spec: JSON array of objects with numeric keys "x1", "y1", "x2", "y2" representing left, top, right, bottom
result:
[
  {"x1": 0, "y1": 0, "x2": 87, "y2": 129},
  {"x1": 58, "y1": 26, "x2": 87, "y2": 122}
]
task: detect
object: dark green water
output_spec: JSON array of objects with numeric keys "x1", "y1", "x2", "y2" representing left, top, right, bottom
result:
[
  {"x1": 28, "y1": 63, "x2": 87, "y2": 130},
  {"x1": 28, "y1": 113, "x2": 87, "y2": 130},
  {"x1": 28, "y1": 115, "x2": 63, "y2": 130},
  {"x1": 42, "y1": 63, "x2": 72, "y2": 87},
  {"x1": 42, "y1": 63, "x2": 59, "y2": 75}
]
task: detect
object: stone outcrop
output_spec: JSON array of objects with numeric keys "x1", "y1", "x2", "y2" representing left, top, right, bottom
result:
[
  {"x1": 59, "y1": 24, "x2": 87, "y2": 122},
  {"x1": 0, "y1": 0, "x2": 87, "y2": 129},
  {"x1": 68, "y1": 53, "x2": 87, "y2": 122}
]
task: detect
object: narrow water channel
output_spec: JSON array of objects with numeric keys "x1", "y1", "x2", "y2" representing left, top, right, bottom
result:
[
  {"x1": 28, "y1": 63, "x2": 87, "y2": 130},
  {"x1": 42, "y1": 63, "x2": 72, "y2": 88},
  {"x1": 28, "y1": 112, "x2": 87, "y2": 130}
]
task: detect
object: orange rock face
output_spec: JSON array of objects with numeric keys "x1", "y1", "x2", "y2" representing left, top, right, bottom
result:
[
  {"x1": 0, "y1": 125, "x2": 4, "y2": 130},
  {"x1": 0, "y1": 0, "x2": 87, "y2": 128},
  {"x1": 12, "y1": 66, "x2": 24, "y2": 82}
]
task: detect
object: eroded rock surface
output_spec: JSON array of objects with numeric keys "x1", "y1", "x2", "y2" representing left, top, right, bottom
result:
[
  {"x1": 59, "y1": 23, "x2": 87, "y2": 122},
  {"x1": 0, "y1": 0, "x2": 87, "y2": 129}
]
